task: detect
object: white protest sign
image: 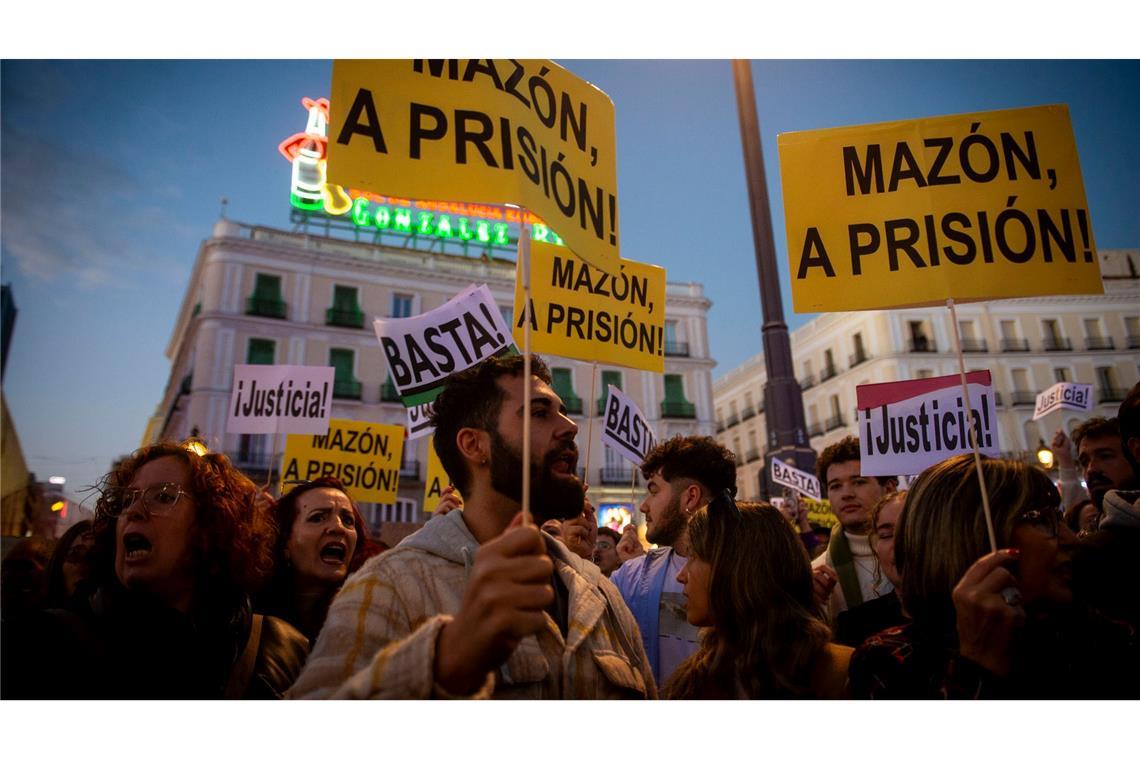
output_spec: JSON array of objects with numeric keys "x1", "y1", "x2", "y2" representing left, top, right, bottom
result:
[
  {"x1": 227, "y1": 365, "x2": 335, "y2": 435},
  {"x1": 1032, "y1": 382, "x2": 1094, "y2": 420},
  {"x1": 374, "y1": 284, "x2": 516, "y2": 408},
  {"x1": 601, "y1": 385, "x2": 656, "y2": 466},
  {"x1": 405, "y1": 399, "x2": 436, "y2": 441},
  {"x1": 771, "y1": 458, "x2": 822, "y2": 500},
  {"x1": 856, "y1": 371, "x2": 1000, "y2": 477}
]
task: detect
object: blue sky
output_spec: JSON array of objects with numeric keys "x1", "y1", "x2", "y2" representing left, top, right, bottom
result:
[{"x1": 3, "y1": 59, "x2": 1139, "y2": 501}]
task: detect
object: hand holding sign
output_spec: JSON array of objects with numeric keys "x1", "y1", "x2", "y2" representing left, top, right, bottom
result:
[
  {"x1": 951, "y1": 549, "x2": 1025, "y2": 678},
  {"x1": 434, "y1": 513, "x2": 554, "y2": 695}
]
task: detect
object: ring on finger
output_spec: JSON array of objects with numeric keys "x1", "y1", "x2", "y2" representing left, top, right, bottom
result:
[{"x1": 1000, "y1": 587, "x2": 1023, "y2": 607}]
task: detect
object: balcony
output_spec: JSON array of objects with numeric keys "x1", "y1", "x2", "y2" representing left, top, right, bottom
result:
[
  {"x1": 799, "y1": 374, "x2": 815, "y2": 390},
  {"x1": 807, "y1": 422, "x2": 823, "y2": 438},
  {"x1": 820, "y1": 365, "x2": 838, "y2": 382},
  {"x1": 664, "y1": 340, "x2": 690, "y2": 357},
  {"x1": 716, "y1": 421, "x2": 725, "y2": 434},
  {"x1": 1085, "y1": 336, "x2": 1115, "y2": 351},
  {"x1": 745, "y1": 448, "x2": 760, "y2": 463},
  {"x1": 741, "y1": 405, "x2": 756, "y2": 421},
  {"x1": 326, "y1": 307, "x2": 365, "y2": 329},
  {"x1": 661, "y1": 401, "x2": 697, "y2": 419},
  {"x1": 399, "y1": 461, "x2": 421, "y2": 481},
  {"x1": 333, "y1": 379, "x2": 362, "y2": 400},
  {"x1": 1099, "y1": 387, "x2": 1128, "y2": 404},
  {"x1": 726, "y1": 413, "x2": 740, "y2": 428},
  {"x1": 825, "y1": 414, "x2": 846, "y2": 431},
  {"x1": 380, "y1": 381, "x2": 401, "y2": 402},
  {"x1": 1010, "y1": 391, "x2": 1037, "y2": 406},
  {"x1": 1042, "y1": 337, "x2": 1072, "y2": 351},
  {"x1": 908, "y1": 337, "x2": 937, "y2": 353},
  {"x1": 1128, "y1": 334, "x2": 1140, "y2": 350},
  {"x1": 959, "y1": 338, "x2": 988, "y2": 352},
  {"x1": 1000, "y1": 338, "x2": 1030, "y2": 352},
  {"x1": 848, "y1": 351, "x2": 868, "y2": 368},
  {"x1": 562, "y1": 396, "x2": 583, "y2": 416},
  {"x1": 600, "y1": 465, "x2": 637, "y2": 485},
  {"x1": 995, "y1": 392, "x2": 1004, "y2": 407},
  {"x1": 246, "y1": 297, "x2": 286, "y2": 319}
]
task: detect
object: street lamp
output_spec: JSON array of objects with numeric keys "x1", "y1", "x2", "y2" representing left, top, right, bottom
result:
[{"x1": 1036, "y1": 438, "x2": 1054, "y2": 469}]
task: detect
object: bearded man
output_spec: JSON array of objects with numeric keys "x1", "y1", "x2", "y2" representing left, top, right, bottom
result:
[
  {"x1": 288, "y1": 354, "x2": 653, "y2": 699},
  {"x1": 609, "y1": 436, "x2": 736, "y2": 689}
]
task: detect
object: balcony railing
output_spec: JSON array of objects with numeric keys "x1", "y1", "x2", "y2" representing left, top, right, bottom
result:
[
  {"x1": 1043, "y1": 337, "x2": 1072, "y2": 351},
  {"x1": 1010, "y1": 391, "x2": 1037, "y2": 406},
  {"x1": 848, "y1": 351, "x2": 868, "y2": 368},
  {"x1": 807, "y1": 422, "x2": 823, "y2": 438},
  {"x1": 820, "y1": 365, "x2": 838, "y2": 382},
  {"x1": 246, "y1": 297, "x2": 286, "y2": 319},
  {"x1": 664, "y1": 341, "x2": 690, "y2": 357},
  {"x1": 661, "y1": 400, "x2": 697, "y2": 419},
  {"x1": 716, "y1": 421, "x2": 725, "y2": 434},
  {"x1": 799, "y1": 374, "x2": 815, "y2": 390},
  {"x1": 741, "y1": 405, "x2": 756, "y2": 420},
  {"x1": 1128, "y1": 334, "x2": 1140, "y2": 350},
  {"x1": 1085, "y1": 336, "x2": 1114, "y2": 351},
  {"x1": 1000, "y1": 338, "x2": 1030, "y2": 352},
  {"x1": 959, "y1": 338, "x2": 988, "y2": 352},
  {"x1": 600, "y1": 465, "x2": 636, "y2": 485},
  {"x1": 908, "y1": 338, "x2": 937, "y2": 353},
  {"x1": 1099, "y1": 387, "x2": 1128, "y2": 404},
  {"x1": 726, "y1": 413, "x2": 740, "y2": 428},
  {"x1": 326, "y1": 307, "x2": 365, "y2": 329},
  {"x1": 745, "y1": 448, "x2": 760, "y2": 463},
  {"x1": 825, "y1": 414, "x2": 846, "y2": 431},
  {"x1": 333, "y1": 379, "x2": 362, "y2": 400}
]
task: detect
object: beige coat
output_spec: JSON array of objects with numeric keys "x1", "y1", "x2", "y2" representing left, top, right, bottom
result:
[{"x1": 288, "y1": 509, "x2": 655, "y2": 699}]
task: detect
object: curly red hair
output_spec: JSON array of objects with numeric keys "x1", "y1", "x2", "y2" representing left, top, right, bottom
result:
[{"x1": 92, "y1": 442, "x2": 276, "y2": 599}]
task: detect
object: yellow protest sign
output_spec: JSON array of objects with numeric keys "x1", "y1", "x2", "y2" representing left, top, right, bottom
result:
[
  {"x1": 778, "y1": 104, "x2": 1102, "y2": 312},
  {"x1": 513, "y1": 241, "x2": 666, "y2": 372},
  {"x1": 804, "y1": 498, "x2": 839, "y2": 530},
  {"x1": 281, "y1": 418, "x2": 404, "y2": 504},
  {"x1": 422, "y1": 435, "x2": 449, "y2": 512},
  {"x1": 328, "y1": 59, "x2": 620, "y2": 274}
]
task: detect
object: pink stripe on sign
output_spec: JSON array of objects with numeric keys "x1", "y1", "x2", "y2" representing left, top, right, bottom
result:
[{"x1": 856, "y1": 371, "x2": 992, "y2": 409}]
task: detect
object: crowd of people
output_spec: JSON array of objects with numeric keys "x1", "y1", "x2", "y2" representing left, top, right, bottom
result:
[{"x1": 2, "y1": 353, "x2": 1138, "y2": 700}]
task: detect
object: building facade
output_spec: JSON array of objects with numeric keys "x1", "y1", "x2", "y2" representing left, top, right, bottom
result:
[
  {"x1": 146, "y1": 218, "x2": 715, "y2": 545},
  {"x1": 714, "y1": 248, "x2": 1140, "y2": 500}
]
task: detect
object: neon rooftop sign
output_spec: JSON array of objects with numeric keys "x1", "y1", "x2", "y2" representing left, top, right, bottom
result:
[{"x1": 279, "y1": 97, "x2": 565, "y2": 249}]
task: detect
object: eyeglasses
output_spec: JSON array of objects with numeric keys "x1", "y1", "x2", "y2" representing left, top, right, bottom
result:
[
  {"x1": 1014, "y1": 508, "x2": 1061, "y2": 539},
  {"x1": 97, "y1": 483, "x2": 190, "y2": 519}
]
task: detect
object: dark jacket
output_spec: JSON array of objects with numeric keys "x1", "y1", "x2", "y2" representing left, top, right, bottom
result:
[{"x1": 2, "y1": 584, "x2": 308, "y2": 699}]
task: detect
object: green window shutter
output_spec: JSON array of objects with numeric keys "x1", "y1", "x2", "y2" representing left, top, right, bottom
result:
[
  {"x1": 598, "y1": 370, "x2": 622, "y2": 415},
  {"x1": 254, "y1": 274, "x2": 282, "y2": 300},
  {"x1": 551, "y1": 368, "x2": 576, "y2": 399},
  {"x1": 247, "y1": 339, "x2": 275, "y2": 365},
  {"x1": 662, "y1": 374, "x2": 696, "y2": 418},
  {"x1": 663, "y1": 374, "x2": 685, "y2": 402},
  {"x1": 333, "y1": 285, "x2": 359, "y2": 311},
  {"x1": 329, "y1": 348, "x2": 354, "y2": 382}
]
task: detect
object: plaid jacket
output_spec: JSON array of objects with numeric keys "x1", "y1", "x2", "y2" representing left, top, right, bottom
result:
[{"x1": 287, "y1": 509, "x2": 655, "y2": 699}]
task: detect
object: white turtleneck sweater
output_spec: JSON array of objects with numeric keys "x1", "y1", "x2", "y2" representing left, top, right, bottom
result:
[{"x1": 811, "y1": 531, "x2": 893, "y2": 620}]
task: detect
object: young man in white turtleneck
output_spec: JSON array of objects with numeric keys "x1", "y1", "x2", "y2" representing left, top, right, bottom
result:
[{"x1": 811, "y1": 436, "x2": 897, "y2": 621}]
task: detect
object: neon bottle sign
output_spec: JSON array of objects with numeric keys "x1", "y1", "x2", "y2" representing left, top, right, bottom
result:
[{"x1": 279, "y1": 98, "x2": 565, "y2": 248}]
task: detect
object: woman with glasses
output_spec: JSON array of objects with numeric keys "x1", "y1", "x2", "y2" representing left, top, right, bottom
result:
[
  {"x1": 4, "y1": 441, "x2": 309, "y2": 699},
  {"x1": 663, "y1": 497, "x2": 854, "y2": 699},
  {"x1": 850, "y1": 454, "x2": 1135, "y2": 699},
  {"x1": 256, "y1": 477, "x2": 378, "y2": 646}
]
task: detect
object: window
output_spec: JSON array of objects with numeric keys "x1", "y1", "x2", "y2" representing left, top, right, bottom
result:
[
  {"x1": 661, "y1": 374, "x2": 696, "y2": 418},
  {"x1": 822, "y1": 349, "x2": 836, "y2": 379},
  {"x1": 1054, "y1": 367, "x2": 1070, "y2": 383},
  {"x1": 597, "y1": 370, "x2": 622, "y2": 415},
  {"x1": 391, "y1": 293, "x2": 414, "y2": 318},
  {"x1": 664, "y1": 320, "x2": 688, "y2": 356},
  {"x1": 329, "y1": 348, "x2": 361, "y2": 399},
  {"x1": 916, "y1": 369, "x2": 934, "y2": 379},
  {"x1": 499, "y1": 305, "x2": 513, "y2": 329},
  {"x1": 908, "y1": 321, "x2": 933, "y2": 352},
  {"x1": 550, "y1": 368, "x2": 582, "y2": 415},
  {"x1": 1083, "y1": 318, "x2": 1103, "y2": 338},
  {"x1": 247, "y1": 273, "x2": 286, "y2": 319},
  {"x1": 1000, "y1": 320, "x2": 1018, "y2": 339},
  {"x1": 800, "y1": 360, "x2": 814, "y2": 389},
  {"x1": 1042, "y1": 319, "x2": 1070, "y2": 350},
  {"x1": 851, "y1": 332, "x2": 867, "y2": 365},
  {"x1": 327, "y1": 285, "x2": 364, "y2": 328},
  {"x1": 1000, "y1": 320, "x2": 1028, "y2": 351},
  {"x1": 247, "y1": 338, "x2": 275, "y2": 365},
  {"x1": 1012, "y1": 368, "x2": 1029, "y2": 390}
]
